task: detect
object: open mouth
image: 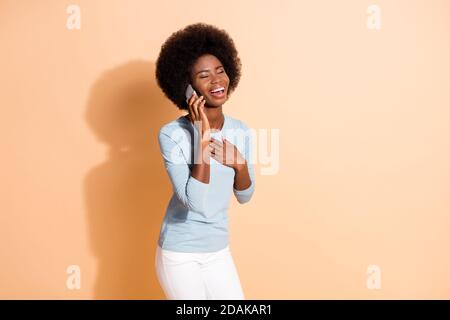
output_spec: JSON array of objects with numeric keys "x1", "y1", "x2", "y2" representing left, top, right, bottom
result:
[{"x1": 209, "y1": 86, "x2": 226, "y2": 99}]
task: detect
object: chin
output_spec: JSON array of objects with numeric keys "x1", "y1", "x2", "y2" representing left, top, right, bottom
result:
[
  {"x1": 205, "y1": 103, "x2": 220, "y2": 108},
  {"x1": 206, "y1": 96, "x2": 228, "y2": 108},
  {"x1": 205, "y1": 100, "x2": 226, "y2": 108}
]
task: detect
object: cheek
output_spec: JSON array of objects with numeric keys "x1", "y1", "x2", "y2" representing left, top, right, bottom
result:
[
  {"x1": 224, "y1": 75, "x2": 230, "y2": 86},
  {"x1": 197, "y1": 82, "x2": 209, "y2": 94}
]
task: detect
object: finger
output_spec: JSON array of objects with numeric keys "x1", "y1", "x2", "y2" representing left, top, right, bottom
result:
[
  {"x1": 189, "y1": 91, "x2": 197, "y2": 104},
  {"x1": 193, "y1": 96, "x2": 204, "y2": 122},
  {"x1": 210, "y1": 137, "x2": 223, "y2": 144},
  {"x1": 192, "y1": 97, "x2": 201, "y2": 122},
  {"x1": 187, "y1": 97, "x2": 196, "y2": 124},
  {"x1": 209, "y1": 137, "x2": 220, "y2": 145},
  {"x1": 189, "y1": 92, "x2": 200, "y2": 120},
  {"x1": 210, "y1": 145, "x2": 222, "y2": 154},
  {"x1": 211, "y1": 152, "x2": 223, "y2": 163},
  {"x1": 198, "y1": 100, "x2": 208, "y2": 123},
  {"x1": 209, "y1": 147, "x2": 218, "y2": 158},
  {"x1": 210, "y1": 139, "x2": 223, "y2": 149},
  {"x1": 213, "y1": 149, "x2": 223, "y2": 158},
  {"x1": 187, "y1": 109, "x2": 194, "y2": 125},
  {"x1": 194, "y1": 94, "x2": 203, "y2": 108},
  {"x1": 188, "y1": 92, "x2": 197, "y2": 123},
  {"x1": 222, "y1": 137, "x2": 231, "y2": 146},
  {"x1": 210, "y1": 153, "x2": 219, "y2": 162}
]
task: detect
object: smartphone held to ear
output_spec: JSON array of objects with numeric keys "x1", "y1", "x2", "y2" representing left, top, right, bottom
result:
[{"x1": 185, "y1": 84, "x2": 197, "y2": 103}]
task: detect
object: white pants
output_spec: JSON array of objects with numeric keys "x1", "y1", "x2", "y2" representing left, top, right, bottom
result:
[{"x1": 155, "y1": 244, "x2": 245, "y2": 300}]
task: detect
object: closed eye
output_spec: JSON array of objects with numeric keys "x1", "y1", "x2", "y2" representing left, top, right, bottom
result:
[{"x1": 199, "y1": 68, "x2": 225, "y2": 78}]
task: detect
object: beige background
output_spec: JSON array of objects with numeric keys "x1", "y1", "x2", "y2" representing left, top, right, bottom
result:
[{"x1": 1, "y1": 0, "x2": 449, "y2": 299}]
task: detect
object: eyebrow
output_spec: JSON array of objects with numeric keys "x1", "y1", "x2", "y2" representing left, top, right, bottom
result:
[{"x1": 196, "y1": 65, "x2": 224, "y2": 75}]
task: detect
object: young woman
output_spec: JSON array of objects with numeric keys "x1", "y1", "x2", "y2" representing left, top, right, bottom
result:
[{"x1": 154, "y1": 23, "x2": 255, "y2": 300}]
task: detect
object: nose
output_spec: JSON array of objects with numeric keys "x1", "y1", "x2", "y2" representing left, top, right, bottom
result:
[{"x1": 211, "y1": 73, "x2": 221, "y2": 84}]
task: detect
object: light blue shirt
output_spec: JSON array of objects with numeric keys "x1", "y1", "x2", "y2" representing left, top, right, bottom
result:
[{"x1": 157, "y1": 113, "x2": 255, "y2": 252}]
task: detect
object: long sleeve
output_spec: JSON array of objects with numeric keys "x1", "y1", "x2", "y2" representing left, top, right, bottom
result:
[
  {"x1": 233, "y1": 123, "x2": 255, "y2": 204},
  {"x1": 158, "y1": 129, "x2": 209, "y2": 213}
]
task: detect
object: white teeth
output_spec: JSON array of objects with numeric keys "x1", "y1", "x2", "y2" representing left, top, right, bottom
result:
[{"x1": 211, "y1": 87, "x2": 224, "y2": 93}]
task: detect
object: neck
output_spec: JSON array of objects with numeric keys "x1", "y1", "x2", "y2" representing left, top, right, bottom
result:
[{"x1": 204, "y1": 106, "x2": 224, "y2": 130}]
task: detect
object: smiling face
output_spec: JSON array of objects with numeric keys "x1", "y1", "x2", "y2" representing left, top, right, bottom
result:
[{"x1": 190, "y1": 54, "x2": 230, "y2": 108}]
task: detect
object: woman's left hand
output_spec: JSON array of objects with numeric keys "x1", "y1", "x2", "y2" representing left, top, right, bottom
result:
[{"x1": 209, "y1": 137, "x2": 246, "y2": 170}]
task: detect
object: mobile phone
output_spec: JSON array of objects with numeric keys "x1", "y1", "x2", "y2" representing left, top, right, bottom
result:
[{"x1": 185, "y1": 84, "x2": 197, "y2": 103}]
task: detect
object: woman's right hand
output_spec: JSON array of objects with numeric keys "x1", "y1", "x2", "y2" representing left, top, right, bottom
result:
[{"x1": 187, "y1": 91, "x2": 211, "y2": 142}]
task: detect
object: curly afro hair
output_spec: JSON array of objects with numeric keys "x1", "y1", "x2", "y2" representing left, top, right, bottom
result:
[{"x1": 155, "y1": 23, "x2": 242, "y2": 110}]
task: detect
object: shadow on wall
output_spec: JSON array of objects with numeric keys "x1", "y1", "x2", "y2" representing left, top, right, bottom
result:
[{"x1": 83, "y1": 60, "x2": 180, "y2": 299}]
